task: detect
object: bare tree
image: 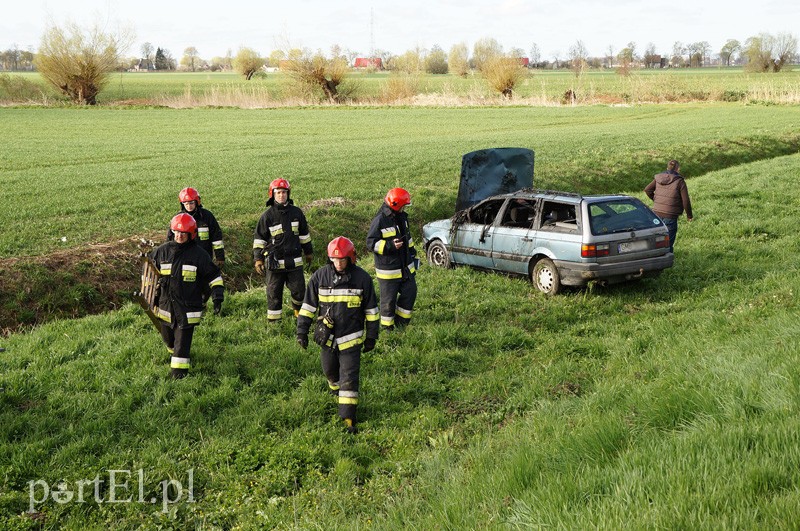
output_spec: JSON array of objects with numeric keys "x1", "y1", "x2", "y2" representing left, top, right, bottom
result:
[
  {"x1": 529, "y1": 43, "x2": 541, "y2": 67},
  {"x1": 181, "y1": 47, "x2": 200, "y2": 72},
  {"x1": 719, "y1": 39, "x2": 741, "y2": 66},
  {"x1": 449, "y1": 42, "x2": 469, "y2": 77},
  {"x1": 697, "y1": 41, "x2": 711, "y2": 66},
  {"x1": 35, "y1": 21, "x2": 133, "y2": 105},
  {"x1": 140, "y1": 42, "x2": 154, "y2": 64},
  {"x1": 283, "y1": 51, "x2": 349, "y2": 103},
  {"x1": 482, "y1": 56, "x2": 526, "y2": 98},
  {"x1": 568, "y1": 40, "x2": 588, "y2": 77},
  {"x1": 643, "y1": 42, "x2": 659, "y2": 68},
  {"x1": 772, "y1": 32, "x2": 798, "y2": 71},
  {"x1": 472, "y1": 37, "x2": 502, "y2": 71},
  {"x1": 606, "y1": 45, "x2": 615, "y2": 68},
  {"x1": 744, "y1": 32, "x2": 798, "y2": 72},
  {"x1": 233, "y1": 47, "x2": 265, "y2": 79},
  {"x1": 671, "y1": 41, "x2": 686, "y2": 67}
]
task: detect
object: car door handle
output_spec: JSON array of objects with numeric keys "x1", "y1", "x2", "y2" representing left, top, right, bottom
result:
[{"x1": 521, "y1": 237, "x2": 533, "y2": 242}]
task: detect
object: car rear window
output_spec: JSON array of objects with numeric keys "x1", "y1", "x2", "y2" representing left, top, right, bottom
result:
[{"x1": 588, "y1": 199, "x2": 662, "y2": 235}]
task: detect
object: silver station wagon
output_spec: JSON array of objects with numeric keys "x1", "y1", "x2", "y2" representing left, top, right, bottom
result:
[{"x1": 422, "y1": 148, "x2": 674, "y2": 294}]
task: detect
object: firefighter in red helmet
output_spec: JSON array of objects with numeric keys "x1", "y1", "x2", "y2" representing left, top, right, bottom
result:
[
  {"x1": 253, "y1": 178, "x2": 314, "y2": 323},
  {"x1": 296, "y1": 237, "x2": 379, "y2": 434},
  {"x1": 168, "y1": 187, "x2": 225, "y2": 267},
  {"x1": 366, "y1": 188, "x2": 419, "y2": 330},
  {"x1": 150, "y1": 213, "x2": 224, "y2": 378}
]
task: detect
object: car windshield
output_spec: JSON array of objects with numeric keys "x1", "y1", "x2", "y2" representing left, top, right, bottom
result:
[{"x1": 588, "y1": 198, "x2": 662, "y2": 235}]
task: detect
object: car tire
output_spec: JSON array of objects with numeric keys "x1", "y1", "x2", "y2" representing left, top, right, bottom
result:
[
  {"x1": 426, "y1": 240, "x2": 452, "y2": 268},
  {"x1": 532, "y1": 258, "x2": 561, "y2": 295}
]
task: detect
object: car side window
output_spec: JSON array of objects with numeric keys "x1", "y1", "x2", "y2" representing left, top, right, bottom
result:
[
  {"x1": 501, "y1": 199, "x2": 536, "y2": 228},
  {"x1": 468, "y1": 199, "x2": 505, "y2": 225},
  {"x1": 539, "y1": 201, "x2": 578, "y2": 232}
]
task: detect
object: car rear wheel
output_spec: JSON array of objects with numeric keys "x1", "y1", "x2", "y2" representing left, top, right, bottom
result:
[
  {"x1": 532, "y1": 258, "x2": 561, "y2": 295},
  {"x1": 426, "y1": 240, "x2": 452, "y2": 268}
]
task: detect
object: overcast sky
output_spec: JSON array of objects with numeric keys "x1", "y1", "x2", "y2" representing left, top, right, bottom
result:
[{"x1": 2, "y1": 0, "x2": 797, "y2": 60}]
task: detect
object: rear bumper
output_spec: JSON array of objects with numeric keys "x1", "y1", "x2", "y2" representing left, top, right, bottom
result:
[{"x1": 555, "y1": 253, "x2": 674, "y2": 286}]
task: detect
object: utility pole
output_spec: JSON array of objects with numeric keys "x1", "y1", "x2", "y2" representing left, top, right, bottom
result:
[{"x1": 369, "y1": 7, "x2": 375, "y2": 59}]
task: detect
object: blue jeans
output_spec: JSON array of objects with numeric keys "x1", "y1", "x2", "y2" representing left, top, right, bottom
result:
[{"x1": 662, "y1": 217, "x2": 678, "y2": 252}]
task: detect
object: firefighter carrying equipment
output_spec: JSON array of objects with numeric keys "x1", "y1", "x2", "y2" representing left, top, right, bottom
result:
[{"x1": 150, "y1": 235, "x2": 224, "y2": 328}]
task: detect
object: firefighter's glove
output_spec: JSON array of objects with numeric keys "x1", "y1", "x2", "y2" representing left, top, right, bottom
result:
[
  {"x1": 362, "y1": 338, "x2": 376, "y2": 353},
  {"x1": 254, "y1": 260, "x2": 265, "y2": 275},
  {"x1": 213, "y1": 299, "x2": 223, "y2": 316},
  {"x1": 304, "y1": 254, "x2": 313, "y2": 265},
  {"x1": 297, "y1": 334, "x2": 309, "y2": 350},
  {"x1": 215, "y1": 259, "x2": 225, "y2": 268}
]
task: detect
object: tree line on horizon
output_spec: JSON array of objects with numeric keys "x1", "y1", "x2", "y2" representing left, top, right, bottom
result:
[{"x1": 3, "y1": 20, "x2": 798, "y2": 105}]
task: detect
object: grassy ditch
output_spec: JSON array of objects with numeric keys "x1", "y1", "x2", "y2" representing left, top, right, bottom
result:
[
  {"x1": 1, "y1": 104, "x2": 799, "y2": 331},
  {"x1": 0, "y1": 153, "x2": 799, "y2": 528}
]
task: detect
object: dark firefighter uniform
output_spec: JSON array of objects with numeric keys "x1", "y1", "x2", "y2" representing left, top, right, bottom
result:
[
  {"x1": 168, "y1": 205, "x2": 225, "y2": 263},
  {"x1": 297, "y1": 262, "x2": 380, "y2": 425},
  {"x1": 150, "y1": 238, "x2": 224, "y2": 378},
  {"x1": 253, "y1": 199, "x2": 313, "y2": 321},
  {"x1": 366, "y1": 202, "x2": 418, "y2": 328}
]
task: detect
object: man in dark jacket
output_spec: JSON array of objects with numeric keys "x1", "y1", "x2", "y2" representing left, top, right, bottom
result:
[
  {"x1": 366, "y1": 188, "x2": 418, "y2": 330},
  {"x1": 151, "y1": 213, "x2": 224, "y2": 379},
  {"x1": 253, "y1": 179, "x2": 313, "y2": 323},
  {"x1": 296, "y1": 237, "x2": 380, "y2": 434},
  {"x1": 167, "y1": 187, "x2": 225, "y2": 267},
  {"x1": 644, "y1": 160, "x2": 694, "y2": 252}
]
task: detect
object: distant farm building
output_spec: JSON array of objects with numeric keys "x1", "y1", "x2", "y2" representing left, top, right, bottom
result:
[
  {"x1": 517, "y1": 57, "x2": 530, "y2": 67},
  {"x1": 353, "y1": 57, "x2": 383, "y2": 69}
]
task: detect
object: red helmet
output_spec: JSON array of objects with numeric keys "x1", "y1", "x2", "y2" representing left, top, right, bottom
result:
[
  {"x1": 178, "y1": 187, "x2": 201, "y2": 204},
  {"x1": 170, "y1": 213, "x2": 197, "y2": 239},
  {"x1": 269, "y1": 178, "x2": 291, "y2": 197},
  {"x1": 327, "y1": 237, "x2": 357, "y2": 264},
  {"x1": 385, "y1": 188, "x2": 411, "y2": 211}
]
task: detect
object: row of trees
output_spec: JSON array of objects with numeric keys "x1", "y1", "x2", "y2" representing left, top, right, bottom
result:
[
  {"x1": 1, "y1": 46, "x2": 35, "y2": 71},
  {"x1": 27, "y1": 20, "x2": 799, "y2": 105}
]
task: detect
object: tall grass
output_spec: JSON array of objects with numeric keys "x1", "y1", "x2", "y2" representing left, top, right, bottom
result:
[{"x1": 3, "y1": 69, "x2": 800, "y2": 106}]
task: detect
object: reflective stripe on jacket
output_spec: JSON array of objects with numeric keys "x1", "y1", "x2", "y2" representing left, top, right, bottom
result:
[
  {"x1": 167, "y1": 206, "x2": 225, "y2": 262},
  {"x1": 253, "y1": 200, "x2": 313, "y2": 270},
  {"x1": 150, "y1": 239, "x2": 224, "y2": 327},
  {"x1": 297, "y1": 263, "x2": 379, "y2": 350},
  {"x1": 365, "y1": 204, "x2": 417, "y2": 281}
]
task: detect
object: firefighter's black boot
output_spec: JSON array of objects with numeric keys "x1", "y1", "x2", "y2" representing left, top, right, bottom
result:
[
  {"x1": 171, "y1": 368, "x2": 188, "y2": 379},
  {"x1": 344, "y1": 418, "x2": 357, "y2": 434}
]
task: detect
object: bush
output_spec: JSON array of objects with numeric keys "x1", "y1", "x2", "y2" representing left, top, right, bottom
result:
[{"x1": 0, "y1": 74, "x2": 51, "y2": 103}]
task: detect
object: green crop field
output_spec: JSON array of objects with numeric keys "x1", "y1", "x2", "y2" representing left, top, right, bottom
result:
[{"x1": 2, "y1": 74, "x2": 800, "y2": 527}]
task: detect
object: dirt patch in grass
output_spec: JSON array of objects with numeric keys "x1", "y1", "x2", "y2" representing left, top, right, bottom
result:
[
  {"x1": 0, "y1": 237, "x2": 151, "y2": 335},
  {"x1": 1, "y1": 227, "x2": 263, "y2": 335}
]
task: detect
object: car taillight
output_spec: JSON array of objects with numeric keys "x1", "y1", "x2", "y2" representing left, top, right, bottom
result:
[
  {"x1": 581, "y1": 243, "x2": 609, "y2": 258},
  {"x1": 655, "y1": 235, "x2": 670, "y2": 249}
]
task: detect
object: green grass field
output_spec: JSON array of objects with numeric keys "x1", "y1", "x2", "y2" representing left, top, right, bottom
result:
[
  {"x1": 1, "y1": 152, "x2": 799, "y2": 528},
  {"x1": 2, "y1": 72, "x2": 800, "y2": 527},
  {"x1": 2, "y1": 104, "x2": 799, "y2": 259}
]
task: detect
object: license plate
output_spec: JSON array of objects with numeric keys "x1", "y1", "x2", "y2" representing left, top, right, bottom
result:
[{"x1": 618, "y1": 240, "x2": 649, "y2": 253}]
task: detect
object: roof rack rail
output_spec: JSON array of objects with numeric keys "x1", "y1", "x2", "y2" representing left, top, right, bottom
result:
[{"x1": 518, "y1": 188, "x2": 584, "y2": 199}]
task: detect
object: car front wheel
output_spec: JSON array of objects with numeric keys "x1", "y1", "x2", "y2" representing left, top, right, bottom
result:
[
  {"x1": 426, "y1": 240, "x2": 452, "y2": 268},
  {"x1": 532, "y1": 258, "x2": 561, "y2": 295}
]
